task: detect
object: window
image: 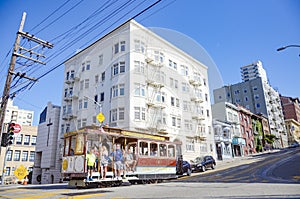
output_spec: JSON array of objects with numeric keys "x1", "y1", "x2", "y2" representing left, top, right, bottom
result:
[
  {"x1": 139, "y1": 141, "x2": 148, "y2": 156},
  {"x1": 134, "y1": 61, "x2": 145, "y2": 73},
  {"x1": 6, "y1": 150, "x2": 12, "y2": 161},
  {"x1": 171, "y1": 97, "x2": 175, "y2": 106},
  {"x1": 180, "y1": 65, "x2": 189, "y2": 76},
  {"x1": 111, "y1": 62, "x2": 126, "y2": 77},
  {"x1": 82, "y1": 63, "x2": 85, "y2": 72},
  {"x1": 159, "y1": 144, "x2": 167, "y2": 157},
  {"x1": 182, "y1": 82, "x2": 189, "y2": 92},
  {"x1": 119, "y1": 107, "x2": 125, "y2": 120},
  {"x1": 80, "y1": 80, "x2": 84, "y2": 90},
  {"x1": 16, "y1": 134, "x2": 23, "y2": 145},
  {"x1": 111, "y1": 109, "x2": 117, "y2": 122},
  {"x1": 99, "y1": 54, "x2": 103, "y2": 65},
  {"x1": 95, "y1": 75, "x2": 99, "y2": 84},
  {"x1": 5, "y1": 167, "x2": 10, "y2": 176},
  {"x1": 84, "y1": 79, "x2": 89, "y2": 89},
  {"x1": 134, "y1": 107, "x2": 146, "y2": 120},
  {"x1": 134, "y1": 39, "x2": 145, "y2": 53},
  {"x1": 14, "y1": 150, "x2": 21, "y2": 161},
  {"x1": 22, "y1": 151, "x2": 28, "y2": 161},
  {"x1": 31, "y1": 136, "x2": 36, "y2": 145},
  {"x1": 134, "y1": 83, "x2": 145, "y2": 96},
  {"x1": 114, "y1": 41, "x2": 125, "y2": 54},
  {"x1": 83, "y1": 98, "x2": 88, "y2": 108},
  {"x1": 172, "y1": 117, "x2": 176, "y2": 127},
  {"x1": 86, "y1": 61, "x2": 91, "y2": 70},
  {"x1": 119, "y1": 84, "x2": 125, "y2": 96},
  {"x1": 100, "y1": 92, "x2": 104, "y2": 102},
  {"x1": 101, "y1": 72, "x2": 105, "y2": 82},
  {"x1": 24, "y1": 135, "x2": 30, "y2": 145},
  {"x1": 82, "y1": 118, "x2": 87, "y2": 127},
  {"x1": 186, "y1": 139, "x2": 194, "y2": 151},
  {"x1": 29, "y1": 151, "x2": 35, "y2": 162},
  {"x1": 79, "y1": 99, "x2": 82, "y2": 109}
]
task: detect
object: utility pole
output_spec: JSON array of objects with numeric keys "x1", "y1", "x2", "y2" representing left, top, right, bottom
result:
[{"x1": 0, "y1": 12, "x2": 53, "y2": 156}]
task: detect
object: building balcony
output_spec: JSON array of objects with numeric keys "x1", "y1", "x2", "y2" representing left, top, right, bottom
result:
[
  {"x1": 190, "y1": 96, "x2": 204, "y2": 103},
  {"x1": 146, "y1": 101, "x2": 166, "y2": 109},
  {"x1": 192, "y1": 114, "x2": 205, "y2": 120},
  {"x1": 65, "y1": 76, "x2": 79, "y2": 84},
  {"x1": 146, "y1": 79, "x2": 164, "y2": 88},
  {"x1": 188, "y1": 78, "x2": 202, "y2": 86},
  {"x1": 62, "y1": 113, "x2": 77, "y2": 120}
]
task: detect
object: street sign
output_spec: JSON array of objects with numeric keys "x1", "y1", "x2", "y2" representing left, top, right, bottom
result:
[
  {"x1": 14, "y1": 165, "x2": 28, "y2": 180},
  {"x1": 11, "y1": 123, "x2": 21, "y2": 133},
  {"x1": 96, "y1": 112, "x2": 105, "y2": 123}
]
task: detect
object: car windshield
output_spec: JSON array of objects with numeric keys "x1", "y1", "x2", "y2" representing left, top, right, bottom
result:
[{"x1": 192, "y1": 157, "x2": 204, "y2": 163}]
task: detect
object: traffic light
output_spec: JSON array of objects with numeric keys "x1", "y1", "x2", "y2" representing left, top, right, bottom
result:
[
  {"x1": 1, "y1": 133, "x2": 8, "y2": 147},
  {"x1": 7, "y1": 123, "x2": 15, "y2": 146}
]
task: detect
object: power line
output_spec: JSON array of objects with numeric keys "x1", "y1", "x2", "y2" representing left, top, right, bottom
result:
[{"x1": 30, "y1": 0, "x2": 71, "y2": 33}]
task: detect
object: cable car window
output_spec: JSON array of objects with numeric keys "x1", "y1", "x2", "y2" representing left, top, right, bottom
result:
[
  {"x1": 150, "y1": 142, "x2": 158, "y2": 156},
  {"x1": 159, "y1": 144, "x2": 167, "y2": 157},
  {"x1": 139, "y1": 141, "x2": 148, "y2": 156},
  {"x1": 75, "y1": 134, "x2": 84, "y2": 155},
  {"x1": 168, "y1": 145, "x2": 175, "y2": 157},
  {"x1": 64, "y1": 138, "x2": 70, "y2": 157}
]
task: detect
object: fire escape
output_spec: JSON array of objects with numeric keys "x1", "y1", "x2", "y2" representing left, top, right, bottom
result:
[{"x1": 145, "y1": 51, "x2": 167, "y2": 134}]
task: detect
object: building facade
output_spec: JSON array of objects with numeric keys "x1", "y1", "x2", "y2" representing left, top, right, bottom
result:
[
  {"x1": 214, "y1": 77, "x2": 287, "y2": 148},
  {"x1": 211, "y1": 102, "x2": 244, "y2": 159},
  {"x1": 60, "y1": 20, "x2": 215, "y2": 162},
  {"x1": 237, "y1": 104, "x2": 255, "y2": 155},
  {"x1": 280, "y1": 95, "x2": 300, "y2": 122},
  {"x1": 0, "y1": 125, "x2": 37, "y2": 184},
  {"x1": 32, "y1": 102, "x2": 61, "y2": 184}
]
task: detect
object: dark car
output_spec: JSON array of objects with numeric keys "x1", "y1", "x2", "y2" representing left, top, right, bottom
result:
[
  {"x1": 176, "y1": 160, "x2": 192, "y2": 176},
  {"x1": 190, "y1": 155, "x2": 216, "y2": 172}
]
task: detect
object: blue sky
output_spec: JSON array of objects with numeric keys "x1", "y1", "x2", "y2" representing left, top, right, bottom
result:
[{"x1": 0, "y1": 0, "x2": 299, "y2": 125}]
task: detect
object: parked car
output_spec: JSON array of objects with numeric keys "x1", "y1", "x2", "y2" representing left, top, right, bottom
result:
[
  {"x1": 190, "y1": 155, "x2": 216, "y2": 172},
  {"x1": 176, "y1": 160, "x2": 192, "y2": 176},
  {"x1": 289, "y1": 142, "x2": 300, "y2": 148}
]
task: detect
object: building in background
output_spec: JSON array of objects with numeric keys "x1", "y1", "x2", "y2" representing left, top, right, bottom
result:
[
  {"x1": 240, "y1": 60, "x2": 268, "y2": 83},
  {"x1": 3, "y1": 99, "x2": 33, "y2": 126},
  {"x1": 0, "y1": 99, "x2": 36, "y2": 184},
  {"x1": 32, "y1": 102, "x2": 61, "y2": 184},
  {"x1": 211, "y1": 102, "x2": 243, "y2": 159},
  {"x1": 60, "y1": 19, "x2": 215, "y2": 161},
  {"x1": 280, "y1": 95, "x2": 300, "y2": 145},
  {"x1": 213, "y1": 61, "x2": 287, "y2": 148}
]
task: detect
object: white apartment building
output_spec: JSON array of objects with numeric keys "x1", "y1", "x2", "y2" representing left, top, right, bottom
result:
[
  {"x1": 4, "y1": 99, "x2": 33, "y2": 126},
  {"x1": 60, "y1": 19, "x2": 214, "y2": 161},
  {"x1": 240, "y1": 60, "x2": 268, "y2": 83},
  {"x1": 32, "y1": 102, "x2": 61, "y2": 184}
]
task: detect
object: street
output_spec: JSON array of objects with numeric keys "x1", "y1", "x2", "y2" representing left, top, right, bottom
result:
[{"x1": 0, "y1": 148, "x2": 299, "y2": 199}]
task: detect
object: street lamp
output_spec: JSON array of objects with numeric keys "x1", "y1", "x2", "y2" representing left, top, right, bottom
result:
[{"x1": 277, "y1": 44, "x2": 300, "y2": 52}]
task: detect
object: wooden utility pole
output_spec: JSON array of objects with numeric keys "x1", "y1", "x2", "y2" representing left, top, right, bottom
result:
[
  {"x1": 0, "y1": 13, "x2": 26, "y2": 153},
  {"x1": 0, "y1": 12, "x2": 53, "y2": 155}
]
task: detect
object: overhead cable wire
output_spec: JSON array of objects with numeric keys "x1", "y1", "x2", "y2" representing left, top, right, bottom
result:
[
  {"x1": 12, "y1": 0, "x2": 164, "y2": 95},
  {"x1": 30, "y1": 0, "x2": 71, "y2": 32},
  {"x1": 33, "y1": 0, "x2": 85, "y2": 35}
]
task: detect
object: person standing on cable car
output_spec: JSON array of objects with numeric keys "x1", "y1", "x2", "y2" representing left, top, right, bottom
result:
[
  {"x1": 111, "y1": 143, "x2": 124, "y2": 180},
  {"x1": 86, "y1": 149, "x2": 96, "y2": 181}
]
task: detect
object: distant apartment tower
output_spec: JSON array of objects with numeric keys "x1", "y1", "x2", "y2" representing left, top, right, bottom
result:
[
  {"x1": 4, "y1": 99, "x2": 33, "y2": 126},
  {"x1": 60, "y1": 19, "x2": 214, "y2": 161},
  {"x1": 32, "y1": 102, "x2": 61, "y2": 184},
  {"x1": 280, "y1": 95, "x2": 300, "y2": 122},
  {"x1": 214, "y1": 61, "x2": 287, "y2": 148},
  {"x1": 240, "y1": 60, "x2": 268, "y2": 83}
]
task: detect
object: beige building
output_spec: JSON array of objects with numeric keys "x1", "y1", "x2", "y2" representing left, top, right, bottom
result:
[{"x1": 0, "y1": 125, "x2": 37, "y2": 184}]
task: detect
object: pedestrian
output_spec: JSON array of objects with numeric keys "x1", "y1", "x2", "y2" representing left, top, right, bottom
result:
[
  {"x1": 100, "y1": 145, "x2": 109, "y2": 180},
  {"x1": 111, "y1": 143, "x2": 124, "y2": 180},
  {"x1": 86, "y1": 149, "x2": 96, "y2": 181}
]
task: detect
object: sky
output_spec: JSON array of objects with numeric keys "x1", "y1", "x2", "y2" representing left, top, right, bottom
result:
[{"x1": 0, "y1": 0, "x2": 299, "y2": 126}]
